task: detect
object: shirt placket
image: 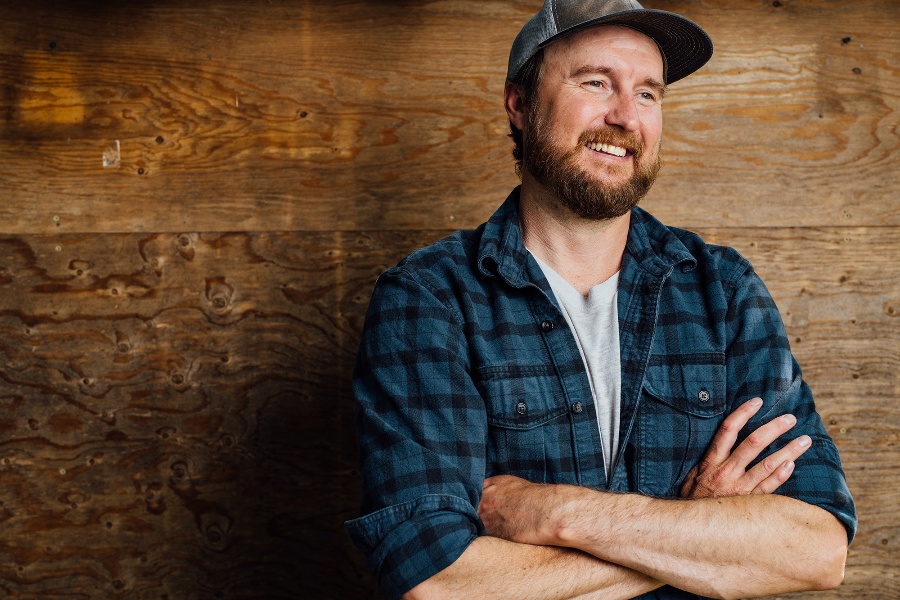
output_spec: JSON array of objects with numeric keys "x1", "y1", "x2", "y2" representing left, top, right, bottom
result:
[
  {"x1": 526, "y1": 285, "x2": 607, "y2": 489},
  {"x1": 609, "y1": 264, "x2": 673, "y2": 492}
]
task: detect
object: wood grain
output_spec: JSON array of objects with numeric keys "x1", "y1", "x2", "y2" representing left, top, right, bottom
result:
[
  {"x1": 0, "y1": 226, "x2": 896, "y2": 598},
  {"x1": 0, "y1": 229, "x2": 432, "y2": 599},
  {"x1": 0, "y1": 0, "x2": 897, "y2": 235},
  {"x1": 0, "y1": 0, "x2": 897, "y2": 598}
]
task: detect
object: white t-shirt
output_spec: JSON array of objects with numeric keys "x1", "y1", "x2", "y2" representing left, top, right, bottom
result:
[{"x1": 531, "y1": 253, "x2": 622, "y2": 477}]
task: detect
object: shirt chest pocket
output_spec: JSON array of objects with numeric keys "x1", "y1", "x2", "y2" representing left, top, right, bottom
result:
[
  {"x1": 636, "y1": 355, "x2": 727, "y2": 496},
  {"x1": 475, "y1": 365, "x2": 571, "y2": 484}
]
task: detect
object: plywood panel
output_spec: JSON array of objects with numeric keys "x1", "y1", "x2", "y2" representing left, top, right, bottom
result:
[
  {"x1": 0, "y1": 0, "x2": 897, "y2": 597},
  {"x1": 0, "y1": 229, "x2": 432, "y2": 598},
  {"x1": 0, "y1": 226, "x2": 896, "y2": 597},
  {"x1": 0, "y1": 0, "x2": 897, "y2": 235}
]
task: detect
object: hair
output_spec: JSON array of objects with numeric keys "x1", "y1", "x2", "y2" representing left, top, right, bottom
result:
[{"x1": 508, "y1": 49, "x2": 545, "y2": 178}]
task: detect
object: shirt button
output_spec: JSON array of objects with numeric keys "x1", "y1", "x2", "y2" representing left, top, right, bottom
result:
[
  {"x1": 540, "y1": 320, "x2": 554, "y2": 332},
  {"x1": 698, "y1": 390, "x2": 711, "y2": 403},
  {"x1": 515, "y1": 402, "x2": 528, "y2": 415},
  {"x1": 571, "y1": 402, "x2": 583, "y2": 414}
]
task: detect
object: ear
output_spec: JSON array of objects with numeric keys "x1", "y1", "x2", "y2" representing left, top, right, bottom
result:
[{"x1": 504, "y1": 81, "x2": 529, "y2": 131}]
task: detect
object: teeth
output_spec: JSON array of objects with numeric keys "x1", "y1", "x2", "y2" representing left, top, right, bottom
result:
[{"x1": 587, "y1": 142, "x2": 627, "y2": 157}]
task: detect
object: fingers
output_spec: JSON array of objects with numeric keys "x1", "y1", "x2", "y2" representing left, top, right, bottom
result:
[
  {"x1": 684, "y1": 397, "x2": 811, "y2": 499},
  {"x1": 753, "y1": 461, "x2": 795, "y2": 494},
  {"x1": 728, "y1": 412, "x2": 800, "y2": 470},
  {"x1": 747, "y1": 434, "x2": 812, "y2": 494},
  {"x1": 703, "y1": 397, "x2": 764, "y2": 465},
  {"x1": 482, "y1": 474, "x2": 524, "y2": 491}
]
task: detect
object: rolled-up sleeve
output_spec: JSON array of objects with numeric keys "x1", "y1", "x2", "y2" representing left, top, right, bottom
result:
[
  {"x1": 346, "y1": 266, "x2": 487, "y2": 599},
  {"x1": 723, "y1": 261, "x2": 857, "y2": 541}
]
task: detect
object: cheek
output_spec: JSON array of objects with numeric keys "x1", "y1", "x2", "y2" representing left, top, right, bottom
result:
[
  {"x1": 642, "y1": 114, "x2": 663, "y2": 149},
  {"x1": 544, "y1": 93, "x2": 598, "y2": 133}
]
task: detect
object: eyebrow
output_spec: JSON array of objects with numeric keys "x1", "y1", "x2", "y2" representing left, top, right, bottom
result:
[{"x1": 570, "y1": 64, "x2": 667, "y2": 98}]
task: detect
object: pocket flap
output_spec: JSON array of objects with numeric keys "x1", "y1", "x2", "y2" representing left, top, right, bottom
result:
[
  {"x1": 642, "y1": 353, "x2": 726, "y2": 417},
  {"x1": 476, "y1": 364, "x2": 569, "y2": 431}
]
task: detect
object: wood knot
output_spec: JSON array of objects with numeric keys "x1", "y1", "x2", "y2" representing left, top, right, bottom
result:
[
  {"x1": 175, "y1": 234, "x2": 196, "y2": 260},
  {"x1": 115, "y1": 331, "x2": 131, "y2": 353},
  {"x1": 156, "y1": 426, "x2": 176, "y2": 439},
  {"x1": 144, "y1": 484, "x2": 166, "y2": 515},
  {"x1": 69, "y1": 259, "x2": 93, "y2": 275},
  {"x1": 170, "y1": 461, "x2": 191, "y2": 485},
  {"x1": 205, "y1": 277, "x2": 235, "y2": 316},
  {"x1": 200, "y1": 514, "x2": 232, "y2": 552}
]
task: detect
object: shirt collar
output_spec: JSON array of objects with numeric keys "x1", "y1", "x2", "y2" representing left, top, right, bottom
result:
[
  {"x1": 477, "y1": 187, "x2": 533, "y2": 288},
  {"x1": 625, "y1": 207, "x2": 698, "y2": 276},
  {"x1": 477, "y1": 186, "x2": 698, "y2": 285}
]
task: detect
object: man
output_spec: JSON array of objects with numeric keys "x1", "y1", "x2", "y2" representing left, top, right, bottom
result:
[{"x1": 346, "y1": 1, "x2": 856, "y2": 598}]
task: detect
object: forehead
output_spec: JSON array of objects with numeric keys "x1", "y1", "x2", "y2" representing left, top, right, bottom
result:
[{"x1": 541, "y1": 24, "x2": 664, "y2": 80}]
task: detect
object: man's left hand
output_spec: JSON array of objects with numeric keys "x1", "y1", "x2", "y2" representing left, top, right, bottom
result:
[{"x1": 680, "y1": 397, "x2": 812, "y2": 499}]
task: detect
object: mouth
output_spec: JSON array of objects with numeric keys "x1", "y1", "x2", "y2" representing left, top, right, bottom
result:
[{"x1": 586, "y1": 141, "x2": 628, "y2": 158}]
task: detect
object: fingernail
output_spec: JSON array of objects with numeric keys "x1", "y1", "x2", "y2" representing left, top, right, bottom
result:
[
  {"x1": 798, "y1": 435, "x2": 811, "y2": 447},
  {"x1": 782, "y1": 461, "x2": 795, "y2": 472},
  {"x1": 750, "y1": 398, "x2": 763, "y2": 408},
  {"x1": 781, "y1": 414, "x2": 797, "y2": 425}
]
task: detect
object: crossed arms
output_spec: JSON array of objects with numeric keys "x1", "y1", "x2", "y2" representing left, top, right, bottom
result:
[
  {"x1": 349, "y1": 250, "x2": 856, "y2": 600},
  {"x1": 405, "y1": 398, "x2": 849, "y2": 600}
]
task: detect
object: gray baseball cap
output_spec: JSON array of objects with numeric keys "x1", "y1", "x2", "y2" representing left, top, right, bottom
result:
[{"x1": 507, "y1": 0, "x2": 713, "y2": 84}]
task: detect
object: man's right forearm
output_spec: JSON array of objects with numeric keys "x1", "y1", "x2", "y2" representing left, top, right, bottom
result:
[{"x1": 403, "y1": 535, "x2": 662, "y2": 600}]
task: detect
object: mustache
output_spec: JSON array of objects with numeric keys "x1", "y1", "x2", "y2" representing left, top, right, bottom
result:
[{"x1": 576, "y1": 127, "x2": 644, "y2": 158}]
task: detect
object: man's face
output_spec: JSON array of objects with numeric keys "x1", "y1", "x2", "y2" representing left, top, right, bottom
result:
[{"x1": 521, "y1": 25, "x2": 665, "y2": 220}]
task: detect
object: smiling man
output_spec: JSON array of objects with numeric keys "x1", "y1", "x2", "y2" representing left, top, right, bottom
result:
[{"x1": 347, "y1": 1, "x2": 856, "y2": 599}]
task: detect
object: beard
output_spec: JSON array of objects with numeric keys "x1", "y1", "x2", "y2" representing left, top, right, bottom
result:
[{"x1": 521, "y1": 105, "x2": 662, "y2": 221}]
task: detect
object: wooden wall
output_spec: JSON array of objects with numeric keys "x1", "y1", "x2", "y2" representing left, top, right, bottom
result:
[{"x1": 0, "y1": 0, "x2": 897, "y2": 598}]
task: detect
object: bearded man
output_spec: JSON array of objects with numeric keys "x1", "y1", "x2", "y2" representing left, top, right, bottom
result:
[{"x1": 346, "y1": 1, "x2": 856, "y2": 599}]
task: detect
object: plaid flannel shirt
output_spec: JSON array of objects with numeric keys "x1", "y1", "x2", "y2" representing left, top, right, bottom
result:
[{"x1": 346, "y1": 188, "x2": 856, "y2": 599}]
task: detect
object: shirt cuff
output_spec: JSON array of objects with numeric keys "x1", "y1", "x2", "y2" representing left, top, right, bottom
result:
[{"x1": 345, "y1": 493, "x2": 481, "y2": 599}]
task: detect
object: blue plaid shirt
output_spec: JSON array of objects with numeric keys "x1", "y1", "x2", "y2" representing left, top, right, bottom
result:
[{"x1": 347, "y1": 188, "x2": 856, "y2": 599}]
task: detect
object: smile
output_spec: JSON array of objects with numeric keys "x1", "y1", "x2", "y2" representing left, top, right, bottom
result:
[{"x1": 586, "y1": 142, "x2": 627, "y2": 157}]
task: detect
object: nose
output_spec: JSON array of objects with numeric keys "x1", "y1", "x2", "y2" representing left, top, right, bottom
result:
[{"x1": 604, "y1": 91, "x2": 640, "y2": 132}]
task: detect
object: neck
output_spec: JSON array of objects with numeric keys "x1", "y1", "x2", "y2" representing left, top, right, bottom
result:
[{"x1": 519, "y1": 174, "x2": 631, "y2": 296}]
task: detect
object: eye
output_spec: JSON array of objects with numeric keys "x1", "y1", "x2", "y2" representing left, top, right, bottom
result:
[
  {"x1": 637, "y1": 91, "x2": 660, "y2": 105},
  {"x1": 586, "y1": 80, "x2": 605, "y2": 88}
]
